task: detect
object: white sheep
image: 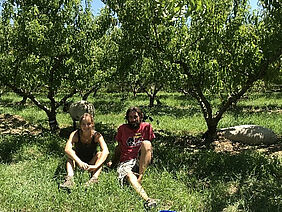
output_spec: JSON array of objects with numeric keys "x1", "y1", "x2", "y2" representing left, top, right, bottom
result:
[
  {"x1": 218, "y1": 125, "x2": 278, "y2": 145},
  {"x1": 68, "y1": 100, "x2": 95, "y2": 129}
]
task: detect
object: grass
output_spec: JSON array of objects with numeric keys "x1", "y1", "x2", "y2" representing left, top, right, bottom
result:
[{"x1": 0, "y1": 91, "x2": 281, "y2": 211}]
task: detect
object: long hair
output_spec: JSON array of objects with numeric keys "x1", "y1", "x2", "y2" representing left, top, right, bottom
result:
[
  {"x1": 125, "y1": 106, "x2": 143, "y2": 122},
  {"x1": 79, "y1": 113, "x2": 95, "y2": 129}
]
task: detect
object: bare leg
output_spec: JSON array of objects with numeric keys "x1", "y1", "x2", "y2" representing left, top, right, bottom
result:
[
  {"x1": 60, "y1": 158, "x2": 75, "y2": 189},
  {"x1": 66, "y1": 158, "x2": 75, "y2": 177},
  {"x1": 127, "y1": 172, "x2": 149, "y2": 201},
  {"x1": 138, "y1": 140, "x2": 152, "y2": 183},
  {"x1": 88, "y1": 151, "x2": 103, "y2": 179}
]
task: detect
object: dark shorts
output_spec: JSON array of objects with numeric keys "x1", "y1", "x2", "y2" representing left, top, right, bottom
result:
[{"x1": 76, "y1": 151, "x2": 96, "y2": 163}]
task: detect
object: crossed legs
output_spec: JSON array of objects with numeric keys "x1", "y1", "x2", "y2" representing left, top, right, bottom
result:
[{"x1": 65, "y1": 151, "x2": 103, "y2": 179}]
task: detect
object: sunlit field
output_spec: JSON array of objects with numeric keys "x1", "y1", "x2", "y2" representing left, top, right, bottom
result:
[{"x1": 0, "y1": 91, "x2": 281, "y2": 212}]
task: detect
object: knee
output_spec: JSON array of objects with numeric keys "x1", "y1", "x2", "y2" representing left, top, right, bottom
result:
[
  {"x1": 126, "y1": 171, "x2": 136, "y2": 181},
  {"x1": 141, "y1": 140, "x2": 152, "y2": 152},
  {"x1": 96, "y1": 151, "x2": 102, "y2": 158}
]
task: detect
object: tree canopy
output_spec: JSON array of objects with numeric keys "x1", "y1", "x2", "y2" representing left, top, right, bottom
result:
[
  {"x1": 105, "y1": 0, "x2": 281, "y2": 142},
  {"x1": 0, "y1": 0, "x2": 281, "y2": 139},
  {"x1": 0, "y1": 0, "x2": 114, "y2": 131}
]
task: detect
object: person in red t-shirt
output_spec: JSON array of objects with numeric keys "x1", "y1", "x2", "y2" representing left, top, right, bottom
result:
[{"x1": 108, "y1": 106, "x2": 158, "y2": 209}]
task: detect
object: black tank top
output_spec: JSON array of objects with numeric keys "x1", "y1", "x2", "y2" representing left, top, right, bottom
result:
[{"x1": 75, "y1": 130, "x2": 99, "y2": 162}]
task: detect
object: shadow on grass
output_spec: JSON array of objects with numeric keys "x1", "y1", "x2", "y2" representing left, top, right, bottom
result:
[
  {"x1": 152, "y1": 130, "x2": 282, "y2": 212},
  {"x1": 93, "y1": 99, "x2": 126, "y2": 114},
  {"x1": 140, "y1": 105, "x2": 201, "y2": 119},
  {"x1": 0, "y1": 99, "x2": 36, "y2": 111},
  {"x1": 92, "y1": 94, "x2": 201, "y2": 118},
  {"x1": 189, "y1": 150, "x2": 281, "y2": 212},
  {"x1": 0, "y1": 132, "x2": 65, "y2": 164},
  {"x1": 250, "y1": 91, "x2": 282, "y2": 99},
  {"x1": 1, "y1": 109, "x2": 281, "y2": 211},
  {"x1": 0, "y1": 128, "x2": 70, "y2": 187},
  {"x1": 95, "y1": 122, "x2": 117, "y2": 143},
  {"x1": 59, "y1": 126, "x2": 73, "y2": 139}
]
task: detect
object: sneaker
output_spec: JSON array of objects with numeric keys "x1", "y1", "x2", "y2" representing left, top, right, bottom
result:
[
  {"x1": 60, "y1": 176, "x2": 75, "y2": 189},
  {"x1": 85, "y1": 177, "x2": 99, "y2": 187},
  {"x1": 144, "y1": 198, "x2": 158, "y2": 210}
]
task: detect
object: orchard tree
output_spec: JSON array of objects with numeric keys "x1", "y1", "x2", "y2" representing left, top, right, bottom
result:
[
  {"x1": 78, "y1": 7, "x2": 119, "y2": 100},
  {"x1": 115, "y1": 47, "x2": 173, "y2": 106},
  {"x1": 0, "y1": 0, "x2": 112, "y2": 131},
  {"x1": 131, "y1": 55, "x2": 173, "y2": 107},
  {"x1": 112, "y1": 42, "x2": 143, "y2": 96},
  {"x1": 106, "y1": 0, "x2": 281, "y2": 143},
  {"x1": 175, "y1": 0, "x2": 281, "y2": 142},
  {"x1": 106, "y1": 0, "x2": 179, "y2": 106}
]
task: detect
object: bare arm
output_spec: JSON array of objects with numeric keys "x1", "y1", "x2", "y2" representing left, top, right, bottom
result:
[
  {"x1": 95, "y1": 135, "x2": 109, "y2": 167},
  {"x1": 64, "y1": 131, "x2": 89, "y2": 170},
  {"x1": 107, "y1": 143, "x2": 121, "y2": 168}
]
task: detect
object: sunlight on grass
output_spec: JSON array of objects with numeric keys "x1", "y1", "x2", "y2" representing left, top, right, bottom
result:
[
  {"x1": 154, "y1": 115, "x2": 207, "y2": 135},
  {"x1": 0, "y1": 92, "x2": 281, "y2": 211}
]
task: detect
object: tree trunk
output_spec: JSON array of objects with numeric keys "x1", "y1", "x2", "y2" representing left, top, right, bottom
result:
[
  {"x1": 131, "y1": 84, "x2": 139, "y2": 97},
  {"x1": 19, "y1": 96, "x2": 28, "y2": 105},
  {"x1": 83, "y1": 85, "x2": 100, "y2": 100},
  {"x1": 47, "y1": 111, "x2": 59, "y2": 132},
  {"x1": 149, "y1": 95, "x2": 155, "y2": 107},
  {"x1": 143, "y1": 85, "x2": 162, "y2": 107},
  {"x1": 82, "y1": 93, "x2": 89, "y2": 101},
  {"x1": 202, "y1": 120, "x2": 218, "y2": 144},
  {"x1": 156, "y1": 98, "x2": 162, "y2": 105},
  {"x1": 133, "y1": 88, "x2": 137, "y2": 97},
  {"x1": 92, "y1": 87, "x2": 99, "y2": 97},
  {"x1": 6, "y1": 82, "x2": 76, "y2": 132}
]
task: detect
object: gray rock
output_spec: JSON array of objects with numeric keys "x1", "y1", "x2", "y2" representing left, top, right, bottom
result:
[{"x1": 218, "y1": 125, "x2": 278, "y2": 145}]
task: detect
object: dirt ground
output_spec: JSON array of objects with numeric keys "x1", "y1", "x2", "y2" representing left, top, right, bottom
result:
[
  {"x1": 0, "y1": 114, "x2": 42, "y2": 135},
  {"x1": 1, "y1": 113, "x2": 281, "y2": 158},
  {"x1": 213, "y1": 136, "x2": 282, "y2": 158}
]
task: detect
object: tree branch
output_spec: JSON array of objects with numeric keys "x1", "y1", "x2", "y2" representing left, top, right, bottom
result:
[{"x1": 6, "y1": 83, "x2": 49, "y2": 114}]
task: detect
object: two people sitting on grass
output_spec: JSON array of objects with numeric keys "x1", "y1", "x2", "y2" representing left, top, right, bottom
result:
[
  {"x1": 60, "y1": 113, "x2": 109, "y2": 189},
  {"x1": 60, "y1": 107, "x2": 158, "y2": 209}
]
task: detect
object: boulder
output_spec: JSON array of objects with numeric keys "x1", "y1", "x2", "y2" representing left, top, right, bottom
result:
[{"x1": 218, "y1": 125, "x2": 278, "y2": 145}]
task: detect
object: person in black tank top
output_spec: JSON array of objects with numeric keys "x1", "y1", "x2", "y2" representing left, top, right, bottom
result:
[
  {"x1": 60, "y1": 113, "x2": 109, "y2": 189},
  {"x1": 75, "y1": 129, "x2": 98, "y2": 162}
]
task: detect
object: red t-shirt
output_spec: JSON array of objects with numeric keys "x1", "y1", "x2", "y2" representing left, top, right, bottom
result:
[{"x1": 116, "y1": 122, "x2": 155, "y2": 162}]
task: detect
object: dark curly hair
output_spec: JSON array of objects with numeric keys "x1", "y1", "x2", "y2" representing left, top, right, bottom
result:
[{"x1": 125, "y1": 106, "x2": 143, "y2": 122}]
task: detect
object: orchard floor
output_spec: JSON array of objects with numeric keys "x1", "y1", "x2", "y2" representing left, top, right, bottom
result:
[{"x1": 1, "y1": 113, "x2": 281, "y2": 158}]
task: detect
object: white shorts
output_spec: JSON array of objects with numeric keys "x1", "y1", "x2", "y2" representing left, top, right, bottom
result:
[{"x1": 117, "y1": 158, "x2": 139, "y2": 186}]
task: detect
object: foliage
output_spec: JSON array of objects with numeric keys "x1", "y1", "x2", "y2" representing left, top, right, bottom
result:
[
  {"x1": 78, "y1": 7, "x2": 119, "y2": 100},
  {"x1": 105, "y1": 0, "x2": 282, "y2": 142},
  {"x1": 258, "y1": 0, "x2": 282, "y2": 85},
  {"x1": 106, "y1": 0, "x2": 181, "y2": 106},
  {"x1": 0, "y1": 0, "x2": 113, "y2": 131}
]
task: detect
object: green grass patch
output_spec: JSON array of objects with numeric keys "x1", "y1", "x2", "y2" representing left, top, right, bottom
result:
[{"x1": 0, "y1": 92, "x2": 281, "y2": 211}]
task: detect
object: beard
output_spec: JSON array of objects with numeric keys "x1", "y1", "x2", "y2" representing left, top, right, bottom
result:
[{"x1": 128, "y1": 121, "x2": 140, "y2": 129}]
